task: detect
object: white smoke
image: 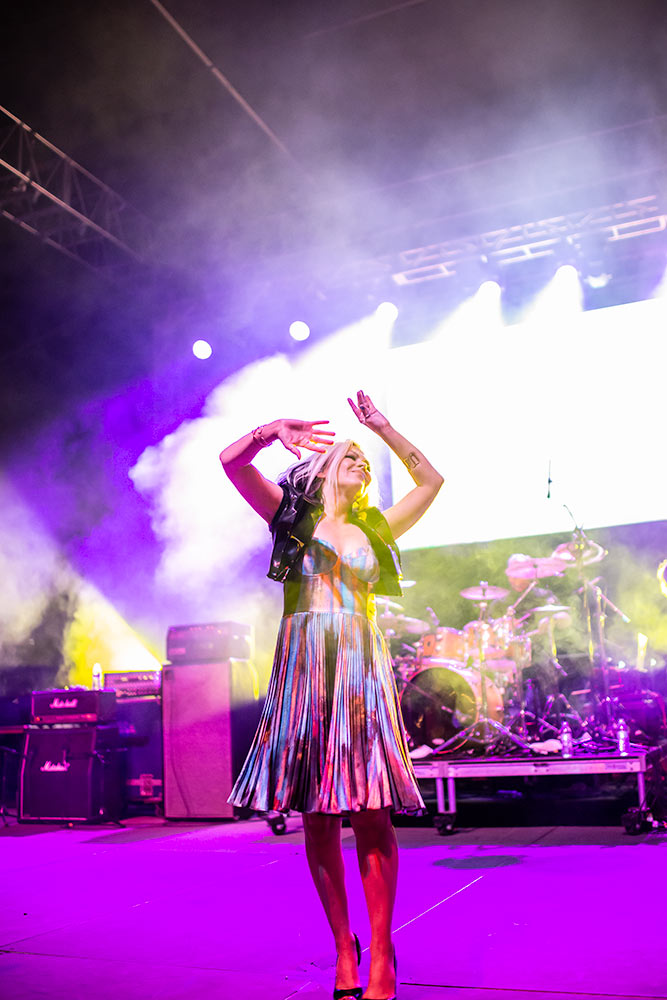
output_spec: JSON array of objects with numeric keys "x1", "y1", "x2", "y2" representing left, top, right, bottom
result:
[
  {"x1": 0, "y1": 474, "x2": 66, "y2": 652},
  {"x1": 129, "y1": 315, "x2": 394, "y2": 614}
]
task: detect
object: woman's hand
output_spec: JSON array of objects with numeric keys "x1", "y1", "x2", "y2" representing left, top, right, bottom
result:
[
  {"x1": 347, "y1": 390, "x2": 390, "y2": 434},
  {"x1": 272, "y1": 418, "x2": 335, "y2": 459}
]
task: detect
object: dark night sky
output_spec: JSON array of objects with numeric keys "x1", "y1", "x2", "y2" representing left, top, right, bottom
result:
[{"x1": 2, "y1": 0, "x2": 667, "y2": 445}]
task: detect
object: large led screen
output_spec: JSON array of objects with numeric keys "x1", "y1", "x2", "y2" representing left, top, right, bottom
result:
[{"x1": 387, "y1": 294, "x2": 666, "y2": 549}]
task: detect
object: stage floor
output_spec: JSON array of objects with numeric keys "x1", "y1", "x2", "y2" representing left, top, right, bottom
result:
[{"x1": 1, "y1": 814, "x2": 666, "y2": 1000}]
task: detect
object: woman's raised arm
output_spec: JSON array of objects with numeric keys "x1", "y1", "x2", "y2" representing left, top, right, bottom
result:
[
  {"x1": 348, "y1": 390, "x2": 443, "y2": 539},
  {"x1": 220, "y1": 419, "x2": 334, "y2": 523}
]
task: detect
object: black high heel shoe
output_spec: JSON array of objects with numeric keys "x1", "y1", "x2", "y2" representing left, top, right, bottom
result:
[
  {"x1": 363, "y1": 946, "x2": 397, "y2": 1000},
  {"x1": 333, "y1": 933, "x2": 363, "y2": 1000}
]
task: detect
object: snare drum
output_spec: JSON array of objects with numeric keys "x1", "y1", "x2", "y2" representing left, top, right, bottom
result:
[{"x1": 400, "y1": 660, "x2": 503, "y2": 752}]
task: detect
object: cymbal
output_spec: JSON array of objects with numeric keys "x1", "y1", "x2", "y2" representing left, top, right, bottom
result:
[
  {"x1": 378, "y1": 613, "x2": 429, "y2": 636},
  {"x1": 530, "y1": 604, "x2": 571, "y2": 614},
  {"x1": 400, "y1": 615, "x2": 430, "y2": 636},
  {"x1": 506, "y1": 557, "x2": 567, "y2": 580},
  {"x1": 460, "y1": 583, "x2": 509, "y2": 602},
  {"x1": 552, "y1": 539, "x2": 607, "y2": 567}
]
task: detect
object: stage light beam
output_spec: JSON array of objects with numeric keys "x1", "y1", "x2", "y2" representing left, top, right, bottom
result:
[
  {"x1": 522, "y1": 262, "x2": 584, "y2": 325},
  {"x1": 375, "y1": 301, "x2": 399, "y2": 323}
]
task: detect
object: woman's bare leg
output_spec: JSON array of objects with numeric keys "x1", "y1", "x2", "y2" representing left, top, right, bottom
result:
[
  {"x1": 302, "y1": 812, "x2": 361, "y2": 992},
  {"x1": 349, "y1": 808, "x2": 397, "y2": 999}
]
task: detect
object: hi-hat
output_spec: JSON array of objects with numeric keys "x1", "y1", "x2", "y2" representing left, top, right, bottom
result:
[
  {"x1": 505, "y1": 557, "x2": 567, "y2": 580},
  {"x1": 376, "y1": 598, "x2": 404, "y2": 612},
  {"x1": 460, "y1": 582, "x2": 509, "y2": 602}
]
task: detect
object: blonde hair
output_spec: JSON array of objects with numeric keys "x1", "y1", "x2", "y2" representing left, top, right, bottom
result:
[{"x1": 280, "y1": 439, "x2": 370, "y2": 512}]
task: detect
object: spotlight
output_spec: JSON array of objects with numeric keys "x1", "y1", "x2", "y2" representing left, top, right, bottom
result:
[
  {"x1": 375, "y1": 301, "x2": 399, "y2": 323},
  {"x1": 477, "y1": 279, "x2": 502, "y2": 297},
  {"x1": 289, "y1": 320, "x2": 310, "y2": 341},
  {"x1": 192, "y1": 339, "x2": 212, "y2": 359},
  {"x1": 555, "y1": 263, "x2": 579, "y2": 280}
]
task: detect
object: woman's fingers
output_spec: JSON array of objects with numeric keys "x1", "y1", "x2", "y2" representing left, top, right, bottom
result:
[
  {"x1": 347, "y1": 396, "x2": 363, "y2": 420},
  {"x1": 348, "y1": 393, "x2": 376, "y2": 423},
  {"x1": 273, "y1": 418, "x2": 335, "y2": 458}
]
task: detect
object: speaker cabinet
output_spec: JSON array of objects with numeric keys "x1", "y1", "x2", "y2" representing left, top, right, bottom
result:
[
  {"x1": 19, "y1": 726, "x2": 121, "y2": 822},
  {"x1": 116, "y1": 697, "x2": 163, "y2": 804},
  {"x1": 162, "y1": 659, "x2": 261, "y2": 819}
]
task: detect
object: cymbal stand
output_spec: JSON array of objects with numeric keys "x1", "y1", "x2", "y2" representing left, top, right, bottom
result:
[
  {"x1": 505, "y1": 579, "x2": 557, "y2": 739},
  {"x1": 506, "y1": 578, "x2": 538, "y2": 614},
  {"x1": 581, "y1": 578, "x2": 631, "y2": 735},
  {"x1": 538, "y1": 616, "x2": 589, "y2": 735},
  {"x1": 435, "y1": 599, "x2": 533, "y2": 754},
  {"x1": 507, "y1": 636, "x2": 538, "y2": 740}
]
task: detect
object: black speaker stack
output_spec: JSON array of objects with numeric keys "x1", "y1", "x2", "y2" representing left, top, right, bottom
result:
[
  {"x1": 19, "y1": 689, "x2": 122, "y2": 823},
  {"x1": 5, "y1": 620, "x2": 259, "y2": 824}
]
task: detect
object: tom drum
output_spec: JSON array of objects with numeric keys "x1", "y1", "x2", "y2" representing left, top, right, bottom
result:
[{"x1": 418, "y1": 627, "x2": 466, "y2": 663}]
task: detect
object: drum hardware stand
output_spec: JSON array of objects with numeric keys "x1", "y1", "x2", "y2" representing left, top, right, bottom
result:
[
  {"x1": 582, "y1": 578, "x2": 632, "y2": 736},
  {"x1": 536, "y1": 615, "x2": 590, "y2": 736},
  {"x1": 507, "y1": 578, "x2": 538, "y2": 613},
  {"x1": 557, "y1": 514, "x2": 623, "y2": 736},
  {"x1": 507, "y1": 643, "x2": 543, "y2": 740},
  {"x1": 435, "y1": 595, "x2": 533, "y2": 755}
]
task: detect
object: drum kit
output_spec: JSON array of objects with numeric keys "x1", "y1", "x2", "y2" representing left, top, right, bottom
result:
[{"x1": 381, "y1": 527, "x2": 664, "y2": 757}]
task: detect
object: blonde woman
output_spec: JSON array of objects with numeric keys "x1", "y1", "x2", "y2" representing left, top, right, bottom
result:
[{"x1": 220, "y1": 391, "x2": 443, "y2": 1000}]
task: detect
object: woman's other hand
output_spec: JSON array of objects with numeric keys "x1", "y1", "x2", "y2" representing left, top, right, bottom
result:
[{"x1": 347, "y1": 390, "x2": 390, "y2": 433}]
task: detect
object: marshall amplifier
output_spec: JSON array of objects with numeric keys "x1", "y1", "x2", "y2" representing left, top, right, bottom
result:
[
  {"x1": 166, "y1": 622, "x2": 251, "y2": 664},
  {"x1": 31, "y1": 689, "x2": 117, "y2": 725},
  {"x1": 19, "y1": 725, "x2": 122, "y2": 822}
]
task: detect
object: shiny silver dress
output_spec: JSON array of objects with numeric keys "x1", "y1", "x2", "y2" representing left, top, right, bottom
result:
[{"x1": 229, "y1": 534, "x2": 424, "y2": 814}]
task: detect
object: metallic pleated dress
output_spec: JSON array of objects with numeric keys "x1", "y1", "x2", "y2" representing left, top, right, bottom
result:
[{"x1": 229, "y1": 534, "x2": 425, "y2": 814}]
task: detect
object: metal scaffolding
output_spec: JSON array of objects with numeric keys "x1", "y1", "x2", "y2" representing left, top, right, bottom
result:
[
  {"x1": 0, "y1": 105, "x2": 152, "y2": 279},
  {"x1": 390, "y1": 196, "x2": 667, "y2": 285},
  {"x1": 315, "y1": 195, "x2": 667, "y2": 291}
]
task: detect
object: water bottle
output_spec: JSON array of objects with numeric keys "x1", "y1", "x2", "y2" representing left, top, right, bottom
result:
[
  {"x1": 92, "y1": 663, "x2": 103, "y2": 691},
  {"x1": 560, "y1": 721, "x2": 574, "y2": 758},
  {"x1": 617, "y1": 717, "x2": 630, "y2": 756}
]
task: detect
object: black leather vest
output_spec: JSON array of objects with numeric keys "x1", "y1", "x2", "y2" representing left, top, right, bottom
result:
[{"x1": 268, "y1": 483, "x2": 403, "y2": 597}]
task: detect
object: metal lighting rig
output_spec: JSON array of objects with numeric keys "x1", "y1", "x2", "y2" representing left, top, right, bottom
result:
[
  {"x1": 0, "y1": 106, "x2": 152, "y2": 280},
  {"x1": 389, "y1": 196, "x2": 667, "y2": 285}
]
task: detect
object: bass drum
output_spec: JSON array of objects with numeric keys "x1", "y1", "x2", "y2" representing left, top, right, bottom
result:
[{"x1": 400, "y1": 660, "x2": 503, "y2": 753}]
